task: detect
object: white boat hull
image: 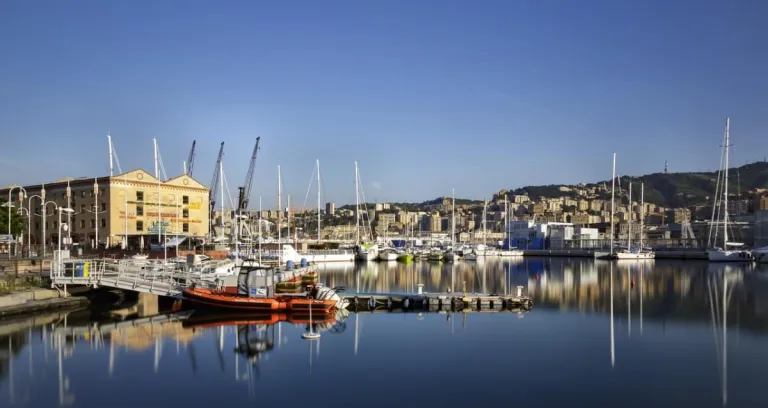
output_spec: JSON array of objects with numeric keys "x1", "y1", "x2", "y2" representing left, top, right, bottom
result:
[
  {"x1": 707, "y1": 249, "x2": 752, "y2": 262},
  {"x1": 282, "y1": 244, "x2": 354, "y2": 264},
  {"x1": 615, "y1": 251, "x2": 655, "y2": 260},
  {"x1": 378, "y1": 252, "x2": 398, "y2": 261}
]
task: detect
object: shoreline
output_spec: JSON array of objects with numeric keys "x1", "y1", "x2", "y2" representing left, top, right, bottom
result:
[{"x1": 0, "y1": 288, "x2": 90, "y2": 318}]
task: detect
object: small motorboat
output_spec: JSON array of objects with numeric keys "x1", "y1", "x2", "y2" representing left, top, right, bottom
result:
[{"x1": 182, "y1": 264, "x2": 281, "y2": 311}]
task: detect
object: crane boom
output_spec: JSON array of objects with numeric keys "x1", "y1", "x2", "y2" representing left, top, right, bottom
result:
[
  {"x1": 238, "y1": 137, "x2": 261, "y2": 212},
  {"x1": 187, "y1": 140, "x2": 197, "y2": 176},
  {"x1": 209, "y1": 142, "x2": 225, "y2": 223}
]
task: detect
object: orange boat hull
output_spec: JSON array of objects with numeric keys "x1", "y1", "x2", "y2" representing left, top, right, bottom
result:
[{"x1": 183, "y1": 288, "x2": 281, "y2": 311}]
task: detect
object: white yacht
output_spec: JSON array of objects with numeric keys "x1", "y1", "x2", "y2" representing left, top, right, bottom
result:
[
  {"x1": 707, "y1": 118, "x2": 752, "y2": 262},
  {"x1": 282, "y1": 244, "x2": 354, "y2": 264},
  {"x1": 615, "y1": 183, "x2": 655, "y2": 260}
]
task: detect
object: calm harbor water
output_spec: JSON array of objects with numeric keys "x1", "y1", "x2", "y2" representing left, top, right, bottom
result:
[{"x1": 2, "y1": 258, "x2": 768, "y2": 407}]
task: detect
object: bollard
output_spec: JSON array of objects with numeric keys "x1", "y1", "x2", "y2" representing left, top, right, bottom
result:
[
  {"x1": 516, "y1": 285, "x2": 524, "y2": 297},
  {"x1": 417, "y1": 283, "x2": 424, "y2": 294}
]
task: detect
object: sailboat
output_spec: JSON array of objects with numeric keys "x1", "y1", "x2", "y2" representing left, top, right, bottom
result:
[
  {"x1": 499, "y1": 195, "x2": 523, "y2": 257},
  {"x1": 707, "y1": 118, "x2": 752, "y2": 262},
  {"x1": 444, "y1": 189, "x2": 460, "y2": 262},
  {"x1": 353, "y1": 162, "x2": 378, "y2": 261},
  {"x1": 616, "y1": 183, "x2": 655, "y2": 260}
]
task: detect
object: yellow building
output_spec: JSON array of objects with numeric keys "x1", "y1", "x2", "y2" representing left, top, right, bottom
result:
[{"x1": 1, "y1": 169, "x2": 209, "y2": 248}]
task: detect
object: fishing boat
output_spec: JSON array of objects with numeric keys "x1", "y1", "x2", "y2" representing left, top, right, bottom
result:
[{"x1": 707, "y1": 118, "x2": 752, "y2": 262}]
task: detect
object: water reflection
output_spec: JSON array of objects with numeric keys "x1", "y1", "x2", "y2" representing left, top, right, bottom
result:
[{"x1": 2, "y1": 259, "x2": 768, "y2": 407}]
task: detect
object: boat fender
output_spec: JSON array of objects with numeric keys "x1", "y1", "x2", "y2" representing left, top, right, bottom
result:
[
  {"x1": 368, "y1": 297, "x2": 376, "y2": 309},
  {"x1": 403, "y1": 298, "x2": 410, "y2": 309},
  {"x1": 354, "y1": 296, "x2": 359, "y2": 309},
  {"x1": 387, "y1": 297, "x2": 393, "y2": 309}
]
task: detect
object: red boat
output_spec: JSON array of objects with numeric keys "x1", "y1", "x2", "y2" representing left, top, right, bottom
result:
[
  {"x1": 183, "y1": 287, "x2": 282, "y2": 310},
  {"x1": 182, "y1": 265, "x2": 339, "y2": 313}
]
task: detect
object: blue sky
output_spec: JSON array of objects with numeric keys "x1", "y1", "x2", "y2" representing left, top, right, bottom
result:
[{"x1": 2, "y1": 0, "x2": 767, "y2": 208}]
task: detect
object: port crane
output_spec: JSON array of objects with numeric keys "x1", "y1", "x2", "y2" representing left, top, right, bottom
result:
[
  {"x1": 235, "y1": 137, "x2": 261, "y2": 239},
  {"x1": 186, "y1": 140, "x2": 196, "y2": 176},
  {"x1": 209, "y1": 142, "x2": 225, "y2": 239}
]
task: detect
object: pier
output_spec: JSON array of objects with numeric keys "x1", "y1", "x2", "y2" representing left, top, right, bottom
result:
[{"x1": 342, "y1": 287, "x2": 533, "y2": 313}]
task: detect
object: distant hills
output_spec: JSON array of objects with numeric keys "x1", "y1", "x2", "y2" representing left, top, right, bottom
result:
[
  {"x1": 335, "y1": 161, "x2": 768, "y2": 212},
  {"x1": 511, "y1": 161, "x2": 768, "y2": 208}
]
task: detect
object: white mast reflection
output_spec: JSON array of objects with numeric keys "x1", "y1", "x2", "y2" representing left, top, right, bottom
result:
[
  {"x1": 708, "y1": 266, "x2": 736, "y2": 407},
  {"x1": 354, "y1": 313, "x2": 359, "y2": 356},
  {"x1": 610, "y1": 261, "x2": 615, "y2": 368},
  {"x1": 640, "y1": 262, "x2": 644, "y2": 336},
  {"x1": 628, "y1": 266, "x2": 631, "y2": 338}
]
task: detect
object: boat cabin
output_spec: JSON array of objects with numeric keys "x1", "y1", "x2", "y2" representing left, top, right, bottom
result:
[{"x1": 237, "y1": 265, "x2": 277, "y2": 297}]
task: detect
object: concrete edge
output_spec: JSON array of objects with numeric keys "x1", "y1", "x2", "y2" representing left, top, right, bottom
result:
[{"x1": 0, "y1": 296, "x2": 90, "y2": 318}]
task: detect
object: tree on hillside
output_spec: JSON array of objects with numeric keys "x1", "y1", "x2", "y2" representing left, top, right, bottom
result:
[{"x1": 0, "y1": 199, "x2": 25, "y2": 237}]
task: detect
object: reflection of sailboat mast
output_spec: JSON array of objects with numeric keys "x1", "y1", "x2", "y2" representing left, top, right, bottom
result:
[
  {"x1": 153, "y1": 337, "x2": 162, "y2": 374},
  {"x1": 708, "y1": 268, "x2": 733, "y2": 407},
  {"x1": 610, "y1": 262, "x2": 615, "y2": 368},
  {"x1": 628, "y1": 268, "x2": 631, "y2": 338},
  {"x1": 640, "y1": 263, "x2": 644, "y2": 336},
  {"x1": 108, "y1": 337, "x2": 115, "y2": 377},
  {"x1": 354, "y1": 313, "x2": 359, "y2": 356}
]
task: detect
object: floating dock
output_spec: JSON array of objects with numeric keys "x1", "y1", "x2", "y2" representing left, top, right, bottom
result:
[{"x1": 341, "y1": 291, "x2": 533, "y2": 312}]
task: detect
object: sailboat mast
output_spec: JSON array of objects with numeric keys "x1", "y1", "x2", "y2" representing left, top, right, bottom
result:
[
  {"x1": 258, "y1": 196, "x2": 262, "y2": 264},
  {"x1": 154, "y1": 139, "x2": 162, "y2": 245},
  {"x1": 278, "y1": 165, "x2": 282, "y2": 246},
  {"x1": 287, "y1": 195, "x2": 291, "y2": 245},
  {"x1": 724, "y1": 118, "x2": 730, "y2": 246},
  {"x1": 640, "y1": 183, "x2": 645, "y2": 250},
  {"x1": 483, "y1": 200, "x2": 487, "y2": 246},
  {"x1": 108, "y1": 134, "x2": 114, "y2": 177},
  {"x1": 317, "y1": 159, "x2": 321, "y2": 242},
  {"x1": 610, "y1": 153, "x2": 616, "y2": 255},
  {"x1": 355, "y1": 161, "x2": 360, "y2": 245},
  {"x1": 628, "y1": 182, "x2": 632, "y2": 251},
  {"x1": 504, "y1": 195, "x2": 508, "y2": 247},
  {"x1": 451, "y1": 188, "x2": 455, "y2": 246}
]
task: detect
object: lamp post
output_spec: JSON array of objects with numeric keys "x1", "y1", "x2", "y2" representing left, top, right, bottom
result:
[
  {"x1": 168, "y1": 194, "x2": 179, "y2": 259},
  {"x1": 17, "y1": 207, "x2": 30, "y2": 257},
  {"x1": 57, "y1": 207, "x2": 74, "y2": 278},
  {"x1": 38, "y1": 200, "x2": 58, "y2": 257},
  {"x1": 7, "y1": 186, "x2": 27, "y2": 258},
  {"x1": 86, "y1": 179, "x2": 106, "y2": 253}
]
